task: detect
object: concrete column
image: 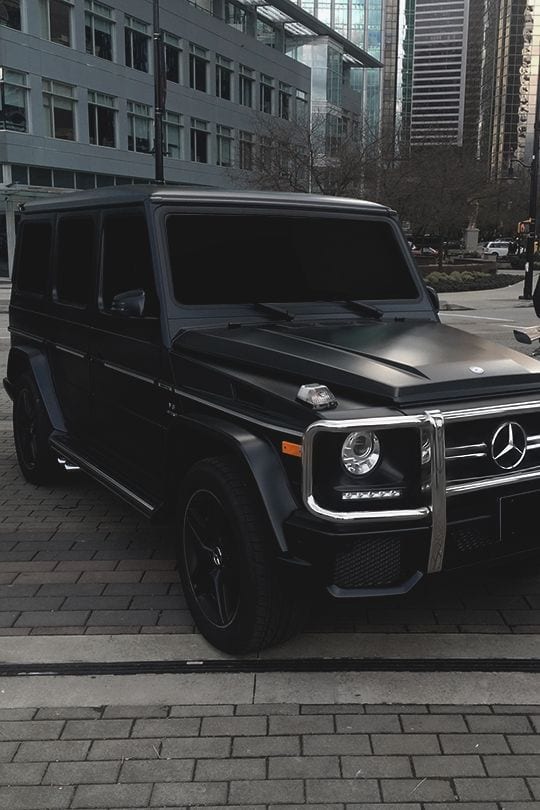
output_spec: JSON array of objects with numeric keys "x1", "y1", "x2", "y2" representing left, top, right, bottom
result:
[
  {"x1": 464, "y1": 227, "x2": 479, "y2": 253},
  {"x1": 5, "y1": 198, "x2": 16, "y2": 280}
]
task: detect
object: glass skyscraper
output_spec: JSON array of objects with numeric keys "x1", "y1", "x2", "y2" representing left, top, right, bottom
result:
[{"x1": 293, "y1": 0, "x2": 384, "y2": 134}]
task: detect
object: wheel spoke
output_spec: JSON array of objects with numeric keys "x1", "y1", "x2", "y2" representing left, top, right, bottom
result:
[
  {"x1": 21, "y1": 390, "x2": 34, "y2": 420},
  {"x1": 183, "y1": 488, "x2": 241, "y2": 629},
  {"x1": 210, "y1": 567, "x2": 231, "y2": 626},
  {"x1": 185, "y1": 514, "x2": 214, "y2": 555}
]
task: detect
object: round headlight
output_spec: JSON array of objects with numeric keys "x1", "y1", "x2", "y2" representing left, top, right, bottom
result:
[{"x1": 341, "y1": 431, "x2": 381, "y2": 476}]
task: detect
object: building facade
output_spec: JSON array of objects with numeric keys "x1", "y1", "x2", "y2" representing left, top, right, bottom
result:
[
  {"x1": 0, "y1": 0, "x2": 376, "y2": 275},
  {"x1": 291, "y1": 0, "x2": 384, "y2": 135}
]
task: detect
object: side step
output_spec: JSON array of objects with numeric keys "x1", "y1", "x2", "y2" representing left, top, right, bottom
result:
[{"x1": 50, "y1": 433, "x2": 163, "y2": 518}]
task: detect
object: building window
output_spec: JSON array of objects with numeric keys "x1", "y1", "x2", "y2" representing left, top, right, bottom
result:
[
  {"x1": 260, "y1": 74, "x2": 273, "y2": 115},
  {"x1": 127, "y1": 101, "x2": 152, "y2": 153},
  {"x1": 239, "y1": 65, "x2": 254, "y2": 108},
  {"x1": 216, "y1": 55, "x2": 233, "y2": 101},
  {"x1": 260, "y1": 136, "x2": 273, "y2": 169},
  {"x1": 295, "y1": 89, "x2": 308, "y2": 121},
  {"x1": 189, "y1": 45, "x2": 208, "y2": 92},
  {"x1": 0, "y1": 0, "x2": 21, "y2": 30},
  {"x1": 43, "y1": 79, "x2": 76, "y2": 140},
  {"x1": 125, "y1": 15, "x2": 149, "y2": 73},
  {"x1": 0, "y1": 68, "x2": 28, "y2": 132},
  {"x1": 190, "y1": 118, "x2": 208, "y2": 163},
  {"x1": 164, "y1": 110, "x2": 183, "y2": 159},
  {"x1": 88, "y1": 90, "x2": 116, "y2": 147},
  {"x1": 186, "y1": 0, "x2": 212, "y2": 13},
  {"x1": 85, "y1": 1, "x2": 113, "y2": 61},
  {"x1": 256, "y1": 16, "x2": 275, "y2": 48},
  {"x1": 41, "y1": 0, "x2": 72, "y2": 47},
  {"x1": 164, "y1": 32, "x2": 181, "y2": 84},
  {"x1": 239, "y1": 130, "x2": 253, "y2": 170},
  {"x1": 216, "y1": 125, "x2": 233, "y2": 167},
  {"x1": 279, "y1": 82, "x2": 291, "y2": 120},
  {"x1": 225, "y1": 1, "x2": 246, "y2": 32}
]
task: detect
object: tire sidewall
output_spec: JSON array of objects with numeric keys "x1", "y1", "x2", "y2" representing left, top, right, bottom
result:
[{"x1": 177, "y1": 460, "x2": 270, "y2": 653}]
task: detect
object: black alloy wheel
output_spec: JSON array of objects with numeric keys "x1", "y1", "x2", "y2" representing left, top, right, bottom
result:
[
  {"x1": 177, "y1": 457, "x2": 310, "y2": 654},
  {"x1": 183, "y1": 488, "x2": 240, "y2": 629}
]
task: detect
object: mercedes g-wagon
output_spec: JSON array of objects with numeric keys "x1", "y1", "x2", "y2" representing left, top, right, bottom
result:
[{"x1": 5, "y1": 186, "x2": 540, "y2": 653}]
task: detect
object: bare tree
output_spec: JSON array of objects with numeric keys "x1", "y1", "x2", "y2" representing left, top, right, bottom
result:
[{"x1": 232, "y1": 111, "x2": 383, "y2": 198}]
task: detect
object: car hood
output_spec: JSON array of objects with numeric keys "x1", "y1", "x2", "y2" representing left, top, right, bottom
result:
[{"x1": 172, "y1": 320, "x2": 540, "y2": 406}]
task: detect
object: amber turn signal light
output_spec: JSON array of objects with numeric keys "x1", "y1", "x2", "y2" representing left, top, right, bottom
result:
[{"x1": 281, "y1": 441, "x2": 302, "y2": 458}]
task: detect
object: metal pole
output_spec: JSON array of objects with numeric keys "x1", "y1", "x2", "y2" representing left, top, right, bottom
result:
[
  {"x1": 153, "y1": 0, "x2": 165, "y2": 183},
  {"x1": 522, "y1": 67, "x2": 540, "y2": 300}
]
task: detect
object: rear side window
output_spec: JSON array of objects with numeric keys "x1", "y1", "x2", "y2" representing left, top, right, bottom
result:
[
  {"x1": 101, "y1": 212, "x2": 158, "y2": 316},
  {"x1": 56, "y1": 216, "x2": 96, "y2": 307},
  {"x1": 16, "y1": 220, "x2": 52, "y2": 295}
]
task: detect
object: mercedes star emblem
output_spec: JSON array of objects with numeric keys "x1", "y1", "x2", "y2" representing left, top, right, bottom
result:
[
  {"x1": 490, "y1": 422, "x2": 527, "y2": 470},
  {"x1": 469, "y1": 366, "x2": 485, "y2": 374}
]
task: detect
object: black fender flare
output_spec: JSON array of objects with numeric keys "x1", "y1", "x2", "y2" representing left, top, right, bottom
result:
[
  {"x1": 175, "y1": 413, "x2": 299, "y2": 553},
  {"x1": 7, "y1": 346, "x2": 66, "y2": 433}
]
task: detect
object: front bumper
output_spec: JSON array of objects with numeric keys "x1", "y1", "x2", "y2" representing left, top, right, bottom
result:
[{"x1": 289, "y1": 399, "x2": 540, "y2": 596}]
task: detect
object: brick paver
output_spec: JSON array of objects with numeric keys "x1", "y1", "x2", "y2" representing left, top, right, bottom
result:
[{"x1": 0, "y1": 704, "x2": 537, "y2": 807}]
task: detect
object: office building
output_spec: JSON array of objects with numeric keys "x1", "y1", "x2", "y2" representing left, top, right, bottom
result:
[{"x1": 0, "y1": 0, "x2": 377, "y2": 275}]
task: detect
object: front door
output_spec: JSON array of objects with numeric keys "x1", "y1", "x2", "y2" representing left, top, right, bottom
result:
[{"x1": 89, "y1": 208, "x2": 168, "y2": 492}]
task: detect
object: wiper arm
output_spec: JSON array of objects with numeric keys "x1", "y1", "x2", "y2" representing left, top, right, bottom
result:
[
  {"x1": 340, "y1": 300, "x2": 384, "y2": 320},
  {"x1": 252, "y1": 302, "x2": 295, "y2": 321}
]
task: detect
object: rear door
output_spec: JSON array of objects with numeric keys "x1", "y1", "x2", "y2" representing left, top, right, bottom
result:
[{"x1": 48, "y1": 213, "x2": 96, "y2": 435}]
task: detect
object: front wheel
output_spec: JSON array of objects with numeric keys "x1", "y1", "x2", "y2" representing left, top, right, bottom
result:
[{"x1": 177, "y1": 457, "x2": 310, "y2": 653}]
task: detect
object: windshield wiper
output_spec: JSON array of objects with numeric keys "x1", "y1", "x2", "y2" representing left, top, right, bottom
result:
[
  {"x1": 252, "y1": 302, "x2": 295, "y2": 321},
  {"x1": 340, "y1": 300, "x2": 384, "y2": 320}
]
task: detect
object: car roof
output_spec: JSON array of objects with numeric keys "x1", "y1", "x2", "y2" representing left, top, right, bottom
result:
[{"x1": 22, "y1": 185, "x2": 392, "y2": 215}]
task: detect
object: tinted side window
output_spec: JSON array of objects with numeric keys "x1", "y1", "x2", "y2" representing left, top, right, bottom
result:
[
  {"x1": 16, "y1": 220, "x2": 52, "y2": 295},
  {"x1": 56, "y1": 216, "x2": 96, "y2": 307},
  {"x1": 101, "y1": 213, "x2": 158, "y2": 316}
]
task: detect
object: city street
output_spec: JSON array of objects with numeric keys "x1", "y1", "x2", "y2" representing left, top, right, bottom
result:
[{"x1": 1, "y1": 278, "x2": 540, "y2": 808}]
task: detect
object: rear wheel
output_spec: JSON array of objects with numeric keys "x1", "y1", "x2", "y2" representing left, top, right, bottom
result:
[
  {"x1": 177, "y1": 456, "x2": 310, "y2": 653},
  {"x1": 13, "y1": 373, "x2": 63, "y2": 485}
]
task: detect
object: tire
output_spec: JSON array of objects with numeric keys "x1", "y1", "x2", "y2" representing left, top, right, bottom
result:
[
  {"x1": 177, "y1": 456, "x2": 310, "y2": 653},
  {"x1": 13, "y1": 372, "x2": 63, "y2": 485},
  {"x1": 491, "y1": 252, "x2": 500, "y2": 257}
]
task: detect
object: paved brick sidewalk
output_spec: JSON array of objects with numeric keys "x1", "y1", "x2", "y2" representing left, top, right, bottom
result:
[{"x1": 0, "y1": 703, "x2": 539, "y2": 808}]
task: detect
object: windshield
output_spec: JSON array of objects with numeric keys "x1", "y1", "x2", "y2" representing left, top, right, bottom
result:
[{"x1": 166, "y1": 214, "x2": 419, "y2": 305}]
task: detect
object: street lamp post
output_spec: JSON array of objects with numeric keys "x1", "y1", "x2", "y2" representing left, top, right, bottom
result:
[
  {"x1": 153, "y1": 0, "x2": 166, "y2": 184},
  {"x1": 522, "y1": 67, "x2": 540, "y2": 300}
]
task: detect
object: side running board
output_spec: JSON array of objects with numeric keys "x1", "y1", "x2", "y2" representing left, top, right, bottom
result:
[{"x1": 50, "y1": 433, "x2": 163, "y2": 518}]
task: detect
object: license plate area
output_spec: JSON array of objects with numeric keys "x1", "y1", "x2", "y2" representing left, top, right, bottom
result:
[{"x1": 499, "y1": 489, "x2": 540, "y2": 545}]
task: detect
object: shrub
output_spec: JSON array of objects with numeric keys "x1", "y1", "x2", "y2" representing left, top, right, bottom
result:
[{"x1": 425, "y1": 271, "x2": 522, "y2": 293}]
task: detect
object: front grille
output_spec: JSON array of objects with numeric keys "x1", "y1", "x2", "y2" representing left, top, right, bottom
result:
[
  {"x1": 445, "y1": 412, "x2": 540, "y2": 485},
  {"x1": 332, "y1": 537, "x2": 401, "y2": 588}
]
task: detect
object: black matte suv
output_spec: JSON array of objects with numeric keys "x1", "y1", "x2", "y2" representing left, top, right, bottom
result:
[{"x1": 5, "y1": 186, "x2": 540, "y2": 652}]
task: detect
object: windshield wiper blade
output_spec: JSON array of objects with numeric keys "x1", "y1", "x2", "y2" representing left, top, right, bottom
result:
[
  {"x1": 340, "y1": 300, "x2": 384, "y2": 320},
  {"x1": 252, "y1": 302, "x2": 295, "y2": 321}
]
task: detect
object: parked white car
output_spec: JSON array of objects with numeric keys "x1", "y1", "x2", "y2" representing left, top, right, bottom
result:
[{"x1": 483, "y1": 240, "x2": 512, "y2": 257}]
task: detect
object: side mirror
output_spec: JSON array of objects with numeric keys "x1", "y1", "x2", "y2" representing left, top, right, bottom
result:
[
  {"x1": 426, "y1": 285, "x2": 440, "y2": 313},
  {"x1": 110, "y1": 289, "x2": 146, "y2": 317}
]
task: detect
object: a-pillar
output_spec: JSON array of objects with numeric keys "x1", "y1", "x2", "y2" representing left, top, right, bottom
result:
[{"x1": 5, "y1": 197, "x2": 16, "y2": 280}]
